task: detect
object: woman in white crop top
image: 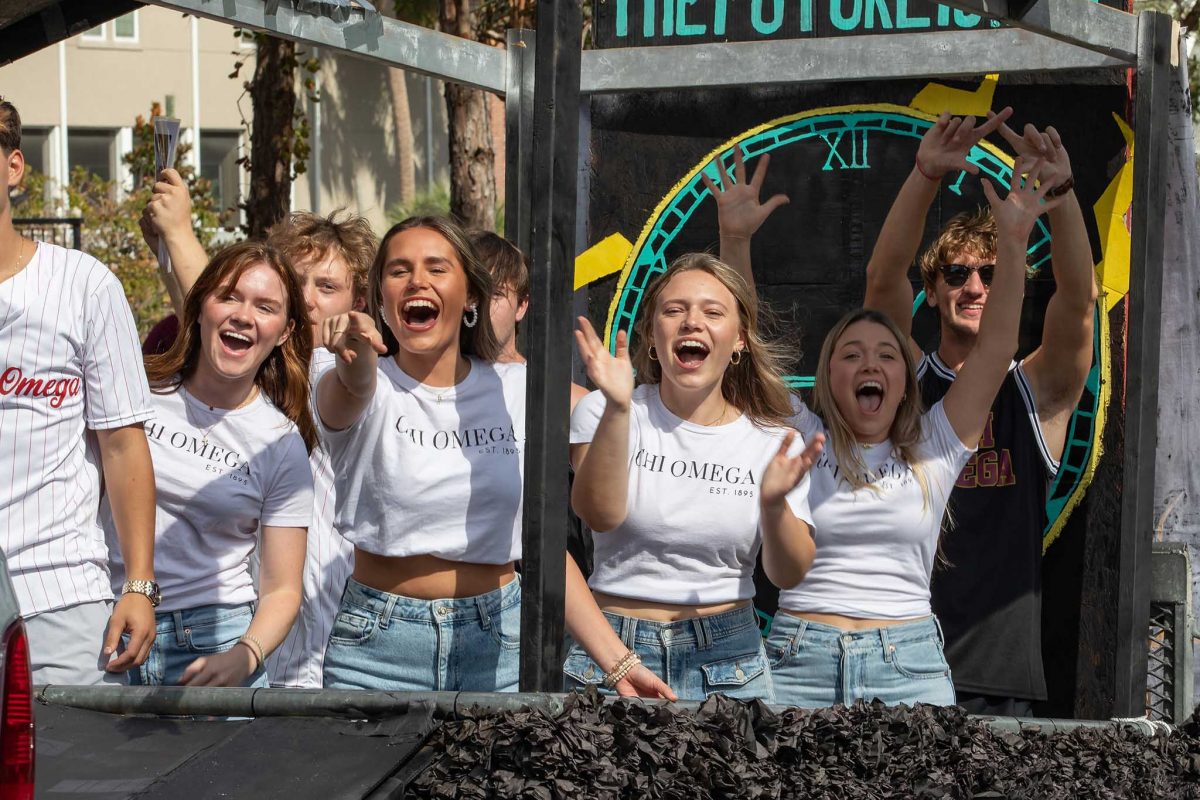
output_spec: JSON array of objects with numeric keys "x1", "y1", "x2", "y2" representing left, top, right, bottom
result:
[
  {"x1": 566, "y1": 253, "x2": 823, "y2": 702},
  {"x1": 105, "y1": 241, "x2": 316, "y2": 687},
  {"x1": 768, "y1": 159, "x2": 1074, "y2": 708},
  {"x1": 315, "y1": 216, "x2": 673, "y2": 697}
]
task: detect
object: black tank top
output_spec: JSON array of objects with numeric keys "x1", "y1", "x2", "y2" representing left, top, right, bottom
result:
[{"x1": 920, "y1": 353, "x2": 1056, "y2": 701}]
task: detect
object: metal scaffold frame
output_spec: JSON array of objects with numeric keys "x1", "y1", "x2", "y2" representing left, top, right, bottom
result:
[{"x1": 129, "y1": 0, "x2": 1174, "y2": 715}]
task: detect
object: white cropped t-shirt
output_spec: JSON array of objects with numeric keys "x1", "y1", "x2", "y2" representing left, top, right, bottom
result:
[
  {"x1": 104, "y1": 385, "x2": 314, "y2": 613},
  {"x1": 777, "y1": 398, "x2": 974, "y2": 619},
  {"x1": 320, "y1": 356, "x2": 525, "y2": 563},
  {"x1": 570, "y1": 384, "x2": 815, "y2": 605}
]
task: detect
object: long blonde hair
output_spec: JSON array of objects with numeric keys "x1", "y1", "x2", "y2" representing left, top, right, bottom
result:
[
  {"x1": 630, "y1": 253, "x2": 795, "y2": 428},
  {"x1": 811, "y1": 309, "x2": 932, "y2": 509}
]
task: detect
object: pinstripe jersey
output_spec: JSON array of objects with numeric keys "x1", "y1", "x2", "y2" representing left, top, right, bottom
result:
[
  {"x1": 0, "y1": 242, "x2": 154, "y2": 617},
  {"x1": 266, "y1": 349, "x2": 354, "y2": 687}
]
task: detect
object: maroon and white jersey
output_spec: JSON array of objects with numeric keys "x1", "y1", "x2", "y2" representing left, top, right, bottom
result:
[
  {"x1": 266, "y1": 350, "x2": 353, "y2": 687},
  {"x1": 0, "y1": 242, "x2": 154, "y2": 617}
]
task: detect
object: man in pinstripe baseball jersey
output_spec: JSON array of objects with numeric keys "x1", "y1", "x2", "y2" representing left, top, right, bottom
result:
[
  {"x1": 143, "y1": 186, "x2": 376, "y2": 687},
  {"x1": 0, "y1": 98, "x2": 159, "y2": 684}
]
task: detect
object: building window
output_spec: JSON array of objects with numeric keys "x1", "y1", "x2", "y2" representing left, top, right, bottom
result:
[
  {"x1": 68, "y1": 130, "x2": 118, "y2": 183},
  {"x1": 201, "y1": 132, "x2": 242, "y2": 227},
  {"x1": 80, "y1": 24, "x2": 106, "y2": 41},
  {"x1": 19, "y1": 129, "x2": 50, "y2": 176},
  {"x1": 112, "y1": 12, "x2": 137, "y2": 42}
]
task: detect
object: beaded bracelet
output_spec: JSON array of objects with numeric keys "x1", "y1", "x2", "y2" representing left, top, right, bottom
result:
[
  {"x1": 1045, "y1": 175, "x2": 1075, "y2": 198},
  {"x1": 603, "y1": 651, "x2": 642, "y2": 689},
  {"x1": 238, "y1": 635, "x2": 266, "y2": 672}
]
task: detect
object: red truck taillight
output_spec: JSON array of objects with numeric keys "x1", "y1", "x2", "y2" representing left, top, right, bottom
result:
[{"x1": 0, "y1": 620, "x2": 34, "y2": 800}]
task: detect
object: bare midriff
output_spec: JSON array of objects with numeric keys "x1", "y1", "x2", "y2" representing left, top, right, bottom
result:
[
  {"x1": 354, "y1": 550, "x2": 516, "y2": 600},
  {"x1": 778, "y1": 609, "x2": 929, "y2": 631},
  {"x1": 592, "y1": 590, "x2": 750, "y2": 623}
]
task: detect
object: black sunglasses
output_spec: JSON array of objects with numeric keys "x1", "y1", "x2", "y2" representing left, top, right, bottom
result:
[{"x1": 939, "y1": 263, "x2": 995, "y2": 288}]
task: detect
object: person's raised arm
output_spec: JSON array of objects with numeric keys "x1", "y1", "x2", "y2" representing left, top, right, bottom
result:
[
  {"x1": 759, "y1": 430, "x2": 824, "y2": 590},
  {"x1": 998, "y1": 123, "x2": 1097, "y2": 457},
  {"x1": 180, "y1": 525, "x2": 306, "y2": 687},
  {"x1": 564, "y1": 556, "x2": 676, "y2": 699},
  {"x1": 945, "y1": 158, "x2": 1072, "y2": 448},
  {"x1": 139, "y1": 168, "x2": 209, "y2": 315},
  {"x1": 95, "y1": 424, "x2": 158, "y2": 673},
  {"x1": 865, "y1": 109, "x2": 1013, "y2": 354},
  {"x1": 316, "y1": 311, "x2": 388, "y2": 431},
  {"x1": 570, "y1": 318, "x2": 634, "y2": 533},
  {"x1": 701, "y1": 149, "x2": 789, "y2": 288}
]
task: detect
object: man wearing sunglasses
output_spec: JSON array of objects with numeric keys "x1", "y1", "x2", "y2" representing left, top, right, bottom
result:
[{"x1": 863, "y1": 111, "x2": 1096, "y2": 717}]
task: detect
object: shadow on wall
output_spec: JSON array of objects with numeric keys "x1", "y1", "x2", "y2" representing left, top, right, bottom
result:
[{"x1": 316, "y1": 53, "x2": 450, "y2": 229}]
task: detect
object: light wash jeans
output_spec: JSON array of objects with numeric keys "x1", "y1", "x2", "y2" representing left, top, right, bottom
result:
[
  {"x1": 128, "y1": 602, "x2": 267, "y2": 688},
  {"x1": 768, "y1": 614, "x2": 955, "y2": 709},
  {"x1": 322, "y1": 576, "x2": 521, "y2": 691},
  {"x1": 563, "y1": 605, "x2": 774, "y2": 702}
]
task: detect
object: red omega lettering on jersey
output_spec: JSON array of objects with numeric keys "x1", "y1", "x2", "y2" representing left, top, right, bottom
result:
[
  {"x1": 0, "y1": 366, "x2": 82, "y2": 409},
  {"x1": 955, "y1": 449, "x2": 1016, "y2": 489}
]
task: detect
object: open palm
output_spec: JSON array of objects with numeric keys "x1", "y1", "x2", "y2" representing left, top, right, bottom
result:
[{"x1": 575, "y1": 317, "x2": 633, "y2": 409}]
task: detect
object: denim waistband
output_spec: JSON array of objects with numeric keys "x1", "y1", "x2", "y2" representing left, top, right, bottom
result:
[
  {"x1": 152, "y1": 602, "x2": 255, "y2": 646},
  {"x1": 774, "y1": 613, "x2": 944, "y2": 650},
  {"x1": 342, "y1": 576, "x2": 522, "y2": 625},
  {"x1": 603, "y1": 604, "x2": 759, "y2": 649}
]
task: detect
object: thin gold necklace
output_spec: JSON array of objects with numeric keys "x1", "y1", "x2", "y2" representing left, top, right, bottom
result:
[
  {"x1": 3, "y1": 238, "x2": 25, "y2": 282},
  {"x1": 703, "y1": 400, "x2": 729, "y2": 427}
]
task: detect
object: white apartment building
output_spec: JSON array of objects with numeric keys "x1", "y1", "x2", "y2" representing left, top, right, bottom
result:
[{"x1": 0, "y1": 6, "x2": 457, "y2": 233}]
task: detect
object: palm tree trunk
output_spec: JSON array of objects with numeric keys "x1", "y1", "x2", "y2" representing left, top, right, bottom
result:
[
  {"x1": 246, "y1": 35, "x2": 296, "y2": 239},
  {"x1": 388, "y1": 68, "x2": 417, "y2": 205},
  {"x1": 440, "y1": 0, "x2": 496, "y2": 231}
]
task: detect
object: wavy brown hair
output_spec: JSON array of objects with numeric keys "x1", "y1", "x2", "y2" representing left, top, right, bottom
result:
[
  {"x1": 630, "y1": 253, "x2": 794, "y2": 428},
  {"x1": 266, "y1": 209, "x2": 378, "y2": 303},
  {"x1": 145, "y1": 241, "x2": 317, "y2": 452},
  {"x1": 810, "y1": 308, "x2": 934, "y2": 510},
  {"x1": 368, "y1": 216, "x2": 501, "y2": 361}
]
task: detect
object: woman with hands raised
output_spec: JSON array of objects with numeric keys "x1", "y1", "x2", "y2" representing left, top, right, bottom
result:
[
  {"x1": 768, "y1": 157, "x2": 1073, "y2": 708},
  {"x1": 314, "y1": 216, "x2": 673, "y2": 699},
  {"x1": 567, "y1": 253, "x2": 823, "y2": 702}
]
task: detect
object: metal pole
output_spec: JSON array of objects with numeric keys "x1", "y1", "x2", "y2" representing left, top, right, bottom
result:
[
  {"x1": 190, "y1": 16, "x2": 201, "y2": 172},
  {"x1": 309, "y1": 45, "x2": 322, "y2": 214},
  {"x1": 519, "y1": 0, "x2": 581, "y2": 692},
  {"x1": 1113, "y1": 9, "x2": 1173, "y2": 718},
  {"x1": 503, "y1": 28, "x2": 535, "y2": 256}
]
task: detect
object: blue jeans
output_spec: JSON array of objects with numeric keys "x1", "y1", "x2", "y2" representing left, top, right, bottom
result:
[
  {"x1": 128, "y1": 603, "x2": 268, "y2": 688},
  {"x1": 563, "y1": 605, "x2": 774, "y2": 703},
  {"x1": 322, "y1": 576, "x2": 521, "y2": 691},
  {"x1": 768, "y1": 614, "x2": 955, "y2": 708}
]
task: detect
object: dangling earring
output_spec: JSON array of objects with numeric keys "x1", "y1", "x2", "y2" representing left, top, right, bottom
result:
[
  {"x1": 729, "y1": 350, "x2": 743, "y2": 366},
  {"x1": 463, "y1": 305, "x2": 479, "y2": 329},
  {"x1": 648, "y1": 346, "x2": 659, "y2": 362}
]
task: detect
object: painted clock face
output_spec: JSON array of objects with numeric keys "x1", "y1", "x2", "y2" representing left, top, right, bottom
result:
[{"x1": 601, "y1": 103, "x2": 1102, "y2": 543}]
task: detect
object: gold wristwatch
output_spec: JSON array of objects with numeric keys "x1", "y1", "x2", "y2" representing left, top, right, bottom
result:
[{"x1": 122, "y1": 579, "x2": 162, "y2": 608}]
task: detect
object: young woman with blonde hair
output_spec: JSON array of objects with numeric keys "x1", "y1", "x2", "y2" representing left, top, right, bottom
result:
[
  {"x1": 104, "y1": 241, "x2": 315, "y2": 686},
  {"x1": 767, "y1": 159, "x2": 1070, "y2": 707},
  {"x1": 567, "y1": 252, "x2": 823, "y2": 701}
]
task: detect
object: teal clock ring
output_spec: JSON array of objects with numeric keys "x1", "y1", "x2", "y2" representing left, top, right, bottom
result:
[{"x1": 602, "y1": 103, "x2": 1053, "y2": 389}]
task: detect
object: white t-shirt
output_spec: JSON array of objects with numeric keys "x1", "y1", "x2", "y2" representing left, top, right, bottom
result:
[
  {"x1": 320, "y1": 356, "x2": 526, "y2": 563},
  {"x1": 777, "y1": 399, "x2": 974, "y2": 619},
  {"x1": 267, "y1": 349, "x2": 354, "y2": 688},
  {"x1": 570, "y1": 384, "x2": 815, "y2": 605},
  {"x1": 104, "y1": 383, "x2": 314, "y2": 613},
  {"x1": 0, "y1": 242, "x2": 154, "y2": 617}
]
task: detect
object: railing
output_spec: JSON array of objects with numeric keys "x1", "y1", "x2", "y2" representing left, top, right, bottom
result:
[
  {"x1": 1147, "y1": 543, "x2": 1194, "y2": 723},
  {"x1": 13, "y1": 217, "x2": 82, "y2": 250}
]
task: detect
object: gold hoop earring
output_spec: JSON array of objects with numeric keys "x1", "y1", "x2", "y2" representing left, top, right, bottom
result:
[
  {"x1": 648, "y1": 346, "x2": 658, "y2": 362},
  {"x1": 729, "y1": 350, "x2": 743, "y2": 366}
]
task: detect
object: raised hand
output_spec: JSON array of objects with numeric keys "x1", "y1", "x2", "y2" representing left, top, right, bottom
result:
[
  {"x1": 981, "y1": 157, "x2": 1072, "y2": 243},
  {"x1": 915, "y1": 107, "x2": 1014, "y2": 180},
  {"x1": 700, "y1": 148, "x2": 790, "y2": 240},
  {"x1": 993, "y1": 116, "x2": 1073, "y2": 189},
  {"x1": 320, "y1": 311, "x2": 387, "y2": 365},
  {"x1": 575, "y1": 317, "x2": 634, "y2": 411},
  {"x1": 760, "y1": 431, "x2": 825, "y2": 509},
  {"x1": 140, "y1": 168, "x2": 193, "y2": 250}
]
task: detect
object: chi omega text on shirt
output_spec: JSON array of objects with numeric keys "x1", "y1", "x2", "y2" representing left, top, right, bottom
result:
[
  {"x1": 144, "y1": 419, "x2": 252, "y2": 483},
  {"x1": 394, "y1": 414, "x2": 521, "y2": 455}
]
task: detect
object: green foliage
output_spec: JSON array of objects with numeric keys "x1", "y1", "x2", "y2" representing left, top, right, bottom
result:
[
  {"x1": 386, "y1": 182, "x2": 506, "y2": 233},
  {"x1": 14, "y1": 103, "x2": 226, "y2": 336}
]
